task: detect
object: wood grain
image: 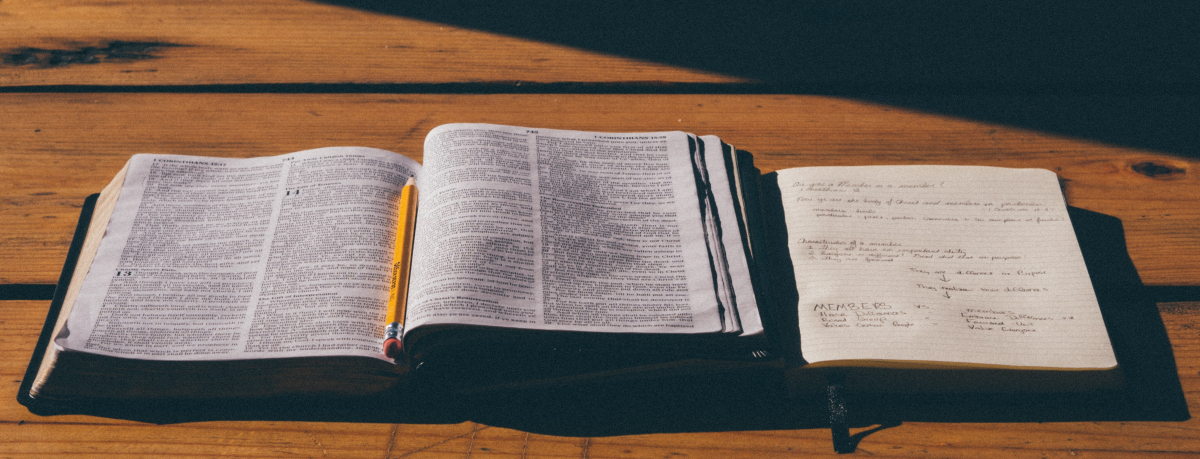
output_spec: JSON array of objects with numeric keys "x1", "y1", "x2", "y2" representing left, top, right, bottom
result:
[
  {"x1": 0, "y1": 0, "x2": 745, "y2": 87},
  {"x1": 4, "y1": 299, "x2": 1200, "y2": 458},
  {"x1": 2, "y1": 94, "x2": 1196, "y2": 286},
  {"x1": 4, "y1": 1, "x2": 1195, "y2": 457}
]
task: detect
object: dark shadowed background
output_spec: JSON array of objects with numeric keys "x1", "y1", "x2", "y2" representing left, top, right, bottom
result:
[{"x1": 317, "y1": 0, "x2": 1200, "y2": 158}]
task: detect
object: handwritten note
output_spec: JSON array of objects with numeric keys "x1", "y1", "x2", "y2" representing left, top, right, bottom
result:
[{"x1": 778, "y1": 166, "x2": 1116, "y2": 369}]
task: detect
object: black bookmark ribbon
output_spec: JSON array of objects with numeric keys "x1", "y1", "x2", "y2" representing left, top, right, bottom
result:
[{"x1": 826, "y1": 372, "x2": 852, "y2": 453}]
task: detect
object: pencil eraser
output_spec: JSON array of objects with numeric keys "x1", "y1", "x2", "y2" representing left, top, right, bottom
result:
[{"x1": 383, "y1": 338, "x2": 402, "y2": 359}]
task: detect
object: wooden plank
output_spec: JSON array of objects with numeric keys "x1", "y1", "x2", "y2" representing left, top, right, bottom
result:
[
  {"x1": 0, "y1": 0, "x2": 744, "y2": 87},
  {"x1": 2, "y1": 94, "x2": 1196, "y2": 286},
  {"x1": 4, "y1": 299, "x2": 1200, "y2": 458}
]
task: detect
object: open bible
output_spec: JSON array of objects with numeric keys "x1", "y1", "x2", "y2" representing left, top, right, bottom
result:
[{"x1": 20, "y1": 123, "x2": 1118, "y2": 409}]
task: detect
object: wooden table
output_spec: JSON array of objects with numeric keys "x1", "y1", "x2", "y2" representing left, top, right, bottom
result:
[{"x1": 3, "y1": 2, "x2": 1198, "y2": 457}]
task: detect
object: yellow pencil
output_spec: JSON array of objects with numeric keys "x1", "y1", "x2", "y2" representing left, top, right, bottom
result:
[{"x1": 382, "y1": 176, "x2": 418, "y2": 359}]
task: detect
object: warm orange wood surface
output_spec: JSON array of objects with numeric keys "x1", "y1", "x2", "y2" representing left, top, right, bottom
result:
[
  {"x1": 0, "y1": 0, "x2": 744, "y2": 86},
  {"x1": 2, "y1": 1, "x2": 1197, "y2": 457}
]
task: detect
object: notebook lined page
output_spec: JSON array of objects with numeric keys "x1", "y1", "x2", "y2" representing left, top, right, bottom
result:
[{"x1": 777, "y1": 166, "x2": 1117, "y2": 369}]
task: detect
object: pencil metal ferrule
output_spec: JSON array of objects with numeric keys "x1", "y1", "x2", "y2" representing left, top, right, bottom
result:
[{"x1": 384, "y1": 322, "x2": 402, "y2": 340}]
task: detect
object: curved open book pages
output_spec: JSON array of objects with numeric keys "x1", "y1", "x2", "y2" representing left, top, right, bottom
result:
[{"x1": 28, "y1": 124, "x2": 767, "y2": 401}]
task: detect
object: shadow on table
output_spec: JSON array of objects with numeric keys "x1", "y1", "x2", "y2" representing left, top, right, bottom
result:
[
  {"x1": 21, "y1": 203, "x2": 1187, "y2": 437},
  {"x1": 823, "y1": 207, "x2": 1190, "y2": 427},
  {"x1": 311, "y1": 0, "x2": 1200, "y2": 159}
]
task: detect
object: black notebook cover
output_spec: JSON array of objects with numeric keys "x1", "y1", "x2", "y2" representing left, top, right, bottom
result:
[{"x1": 17, "y1": 193, "x2": 99, "y2": 415}]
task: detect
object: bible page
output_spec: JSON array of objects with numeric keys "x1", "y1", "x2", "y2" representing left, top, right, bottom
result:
[
  {"x1": 699, "y1": 136, "x2": 762, "y2": 336},
  {"x1": 59, "y1": 148, "x2": 420, "y2": 361},
  {"x1": 777, "y1": 166, "x2": 1116, "y2": 369},
  {"x1": 405, "y1": 124, "x2": 723, "y2": 335}
]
